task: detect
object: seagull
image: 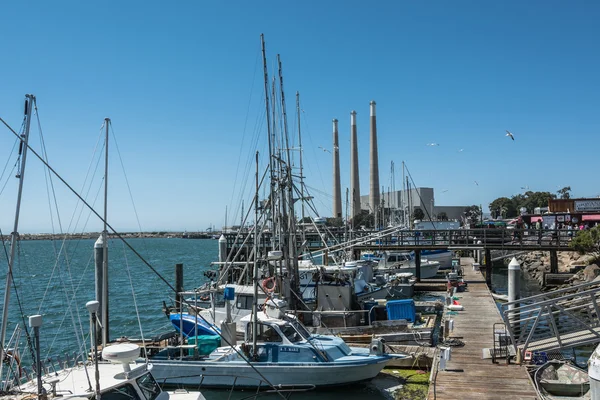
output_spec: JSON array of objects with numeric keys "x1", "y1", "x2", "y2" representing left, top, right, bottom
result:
[
  {"x1": 318, "y1": 146, "x2": 331, "y2": 154},
  {"x1": 505, "y1": 130, "x2": 515, "y2": 141},
  {"x1": 474, "y1": 181, "x2": 479, "y2": 186},
  {"x1": 426, "y1": 143, "x2": 439, "y2": 146},
  {"x1": 458, "y1": 149, "x2": 464, "y2": 152},
  {"x1": 442, "y1": 189, "x2": 449, "y2": 193},
  {"x1": 521, "y1": 186, "x2": 530, "y2": 190}
]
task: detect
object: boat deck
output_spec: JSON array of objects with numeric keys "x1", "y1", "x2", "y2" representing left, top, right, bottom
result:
[{"x1": 426, "y1": 258, "x2": 538, "y2": 399}]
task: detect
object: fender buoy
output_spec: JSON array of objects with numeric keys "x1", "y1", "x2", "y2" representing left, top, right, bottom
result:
[
  {"x1": 447, "y1": 304, "x2": 464, "y2": 311},
  {"x1": 262, "y1": 277, "x2": 276, "y2": 293}
]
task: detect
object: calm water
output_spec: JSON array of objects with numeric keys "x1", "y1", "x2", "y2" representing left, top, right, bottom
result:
[{"x1": 0, "y1": 237, "x2": 389, "y2": 399}]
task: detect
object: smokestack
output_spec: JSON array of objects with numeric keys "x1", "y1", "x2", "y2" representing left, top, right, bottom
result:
[
  {"x1": 369, "y1": 100, "x2": 380, "y2": 218},
  {"x1": 332, "y1": 119, "x2": 342, "y2": 218},
  {"x1": 350, "y1": 111, "x2": 361, "y2": 218}
]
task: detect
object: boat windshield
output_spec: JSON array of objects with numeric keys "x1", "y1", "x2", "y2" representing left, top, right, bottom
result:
[
  {"x1": 136, "y1": 371, "x2": 161, "y2": 400},
  {"x1": 288, "y1": 318, "x2": 311, "y2": 340},
  {"x1": 94, "y1": 383, "x2": 141, "y2": 400}
]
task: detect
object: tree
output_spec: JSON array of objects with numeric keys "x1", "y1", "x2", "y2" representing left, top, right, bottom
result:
[
  {"x1": 557, "y1": 186, "x2": 572, "y2": 200},
  {"x1": 437, "y1": 212, "x2": 448, "y2": 221},
  {"x1": 464, "y1": 205, "x2": 481, "y2": 225},
  {"x1": 326, "y1": 217, "x2": 343, "y2": 227},
  {"x1": 352, "y1": 212, "x2": 374, "y2": 229},
  {"x1": 570, "y1": 226, "x2": 600, "y2": 258},
  {"x1": 489, "y1": 197, "x2": 517, "y2": 219},
  {"x1": 412, "y1": 208, "x2": 425, "y2": 221}
]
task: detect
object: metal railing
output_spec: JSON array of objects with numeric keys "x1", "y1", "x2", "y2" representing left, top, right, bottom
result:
[{"x1": 500, "y1": 279, "x2": 600, "y2": 354}]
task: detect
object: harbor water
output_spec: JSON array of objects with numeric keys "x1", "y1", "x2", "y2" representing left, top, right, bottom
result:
[{"x1": 0, "y1": 237, "x2": 390, "y2": 399}]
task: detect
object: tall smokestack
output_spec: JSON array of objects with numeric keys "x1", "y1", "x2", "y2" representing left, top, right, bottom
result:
[
  {"x1": 350, "y1": 111, "x2": 361, "y2": 218},
  {"x1": 332, "y1": 119, "x2": 342, "y2": 218},
  {"x1": 369, "y1": 100, "x2": 380, "y2": 218}
]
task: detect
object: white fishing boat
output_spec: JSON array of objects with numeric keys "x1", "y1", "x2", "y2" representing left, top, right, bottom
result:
[
  {"x1": 146, "y1": 302, "x2": 404, "y2": 388},
  {"x1": 367, "y1": 251, "x2": 441, "y2": 278}
]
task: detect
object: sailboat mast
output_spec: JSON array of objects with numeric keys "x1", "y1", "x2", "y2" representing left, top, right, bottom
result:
[
  {"x1": 0, "y1": 94, "x2": 34, "y2": 377},
  {"x1": 102, "y1": 117, "x2": 110, "y2": 347}
]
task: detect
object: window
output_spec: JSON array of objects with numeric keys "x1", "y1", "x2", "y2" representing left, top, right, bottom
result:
[
  {"x1": 96, "y1": 383, "x2": 140, "y2": 400},
  {"x1": 249, "y1": 323, "x2": 282, "y2": 342},
  {"x1": 136, "y1": 372, "x2": 161, "y2": 400}
]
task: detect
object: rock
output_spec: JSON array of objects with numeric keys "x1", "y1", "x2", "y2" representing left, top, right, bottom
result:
[{"x1": 583, "y1": 264, "x2": 600, "y2": 282}]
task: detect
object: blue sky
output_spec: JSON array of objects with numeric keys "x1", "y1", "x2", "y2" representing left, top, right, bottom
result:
[{"x1": 1, "y1": 1, "x2": 598, "y2": 233}]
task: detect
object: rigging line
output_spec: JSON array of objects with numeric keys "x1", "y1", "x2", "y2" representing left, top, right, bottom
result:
[
  {"x1": 0, "y1": 117, "x2": 178, "y2": 297},
  {"x1": 405, "y1": 164, "x2": 436, "y2": 227},
  {"x1": 0, "y1": 229, "x2": 37, "y2": 370},
  {"x1": 120, "y1": 240, "x2": 149, "y2": 363},
  {"x1": 230, "y1": 107, "x2": 267, "y2": 227},
  {"x1": 33, "y1": 104, "x2": 88, "y2": 356},
  {"x1": 0, "y1": 139, "x2": 19, "y2": 196},
  {"x1": 232, "y1": 113, "x2": 266, "y2": 227},
  {"x1": 64, "y1": 124, "x2": 106, "y2": 237},
  {"x1": 42, "y1": 246, "x2": 96, "y2": 362},
  {"x1": 0, "y1": 164, "x2": 18, "y2": 200},
  {"x1": 228, "y1": 48, "x2": 262, "y2": 213},
  {"x1": 109, "y1": 123, "x2": 148, "y2": 252}
]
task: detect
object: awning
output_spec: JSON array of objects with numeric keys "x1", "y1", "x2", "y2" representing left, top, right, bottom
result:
[
  {"x1": 530, "y1": 217, "x2": 543, "y2": 222},
  {"x1": 582, "y1": 215, "x2": 600, "y2": 221}
]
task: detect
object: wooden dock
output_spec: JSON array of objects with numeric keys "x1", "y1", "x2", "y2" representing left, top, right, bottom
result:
[{"x1": 426, "y1": 258, "x2": 538, "y2": 400}]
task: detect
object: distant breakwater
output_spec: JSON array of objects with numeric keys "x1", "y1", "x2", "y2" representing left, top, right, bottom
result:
[{"x1": 7, "y1": 231, "x2": 218, "y2": 241}]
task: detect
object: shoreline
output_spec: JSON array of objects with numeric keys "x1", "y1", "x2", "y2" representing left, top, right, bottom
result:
[{"x1": 6, "y1": 232, "x2": 217, "y2": 240}]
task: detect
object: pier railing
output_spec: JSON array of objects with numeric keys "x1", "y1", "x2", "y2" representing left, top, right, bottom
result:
[
  {"x1": 500, "y1": 279, "x2": 600, "y2": 354},
  {"x1": 224, "y1": 227, "x2": 574, "y2": 254}
]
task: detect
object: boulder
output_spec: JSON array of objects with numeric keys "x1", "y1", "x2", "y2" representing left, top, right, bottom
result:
[{"x1": 583, "y1": 264, "x2": 600, "y2": 282}]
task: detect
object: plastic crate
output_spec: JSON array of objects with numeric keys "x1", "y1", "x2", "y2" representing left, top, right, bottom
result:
[{"x1": 386, "y1": 299, "x2": 416, "y2": 322}]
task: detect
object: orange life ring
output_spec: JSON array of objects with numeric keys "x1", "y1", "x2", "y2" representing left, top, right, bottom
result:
[{"x1": 262, "y1": 277, "x2": 276, "y2": 293}]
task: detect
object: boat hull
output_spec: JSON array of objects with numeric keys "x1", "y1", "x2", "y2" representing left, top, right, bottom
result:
[{"x1": 147, "y1": 357, "x2": 389, "y2": 388}]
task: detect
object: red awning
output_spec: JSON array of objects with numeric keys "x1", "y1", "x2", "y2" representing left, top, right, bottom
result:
[
  {"x1": 530, "y1": 217, "x2": 543, "y2": 222},
  {"x1": 582, "y1": 215, "x2": 600, "y2": 221}
]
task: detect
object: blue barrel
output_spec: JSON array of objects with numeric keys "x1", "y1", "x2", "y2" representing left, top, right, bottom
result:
[{"x1": 224, "y1": 286, "x2": 235, "y2": 300}]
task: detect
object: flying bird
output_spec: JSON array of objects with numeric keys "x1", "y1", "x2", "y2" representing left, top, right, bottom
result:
[
  {"x1": 521, "y1": 186, "x2": 530, "y2": 190},
  {"x1": 458, "y1": 149, "x2": 464, "y2": 152},
  {"x1": 426, "y1": 143, "x2": 439, "y2": 146},
  {"x1": 474, "y1": 181, "x2": 479, "y2": 186},
  {"x1": 505, "y1": 130, "x2": 515, "y2": 141},
  {"x1": 318, "y1": 146, "x2": 331, "y2": 154},
  {"x1": 442, "y1": 189, "x2": 449, "y2": 193}
]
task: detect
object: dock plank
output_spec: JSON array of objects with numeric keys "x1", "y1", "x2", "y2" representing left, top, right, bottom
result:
[{"x1": 426, "y1": 258, "x2": 538, "y2": 399}]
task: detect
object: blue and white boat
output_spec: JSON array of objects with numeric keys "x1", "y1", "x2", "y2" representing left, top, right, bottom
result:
[
  {"x1": 169, "y1": 312, "x2": 221, "y2": 337},
  {"x1": 146, "y1": 303, "x2": 405, "y2": 388}
]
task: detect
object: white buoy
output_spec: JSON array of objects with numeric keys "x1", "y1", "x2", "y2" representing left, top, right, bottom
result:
[{"x1": 588, "y1": 343, "x2": 600, "y2": 398}]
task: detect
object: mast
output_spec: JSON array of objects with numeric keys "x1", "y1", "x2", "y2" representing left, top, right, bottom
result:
[
  {"x1": 260, "y1": 34, "x2": 275, "y2": 251},
  {"x1": 296, "y1": 92, "x2": 306, "y2": 245},
  {"x1": 252, "y1": 151, "x2": 259, "y2": 358},
  {"x1": 0, "y1": 94, "x2": 34, "y2": 379},
  {"x1": 277, "y1": 54, "x2": 299, "y2": 308},
  {"x1": 101, "y1": 117, "x2": 110, "y2": 347}
]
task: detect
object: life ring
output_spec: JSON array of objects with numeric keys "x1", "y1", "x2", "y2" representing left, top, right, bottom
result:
[{"x1": 262, "y1": 277, "x2": 276, "y2": 293}]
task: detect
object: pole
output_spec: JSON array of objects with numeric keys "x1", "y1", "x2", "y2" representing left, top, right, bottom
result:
[
  {"x1": 86, "y1": 301, "x2": 101, "y2": 400},
  {"x1": 415, "y1": 250, "x2": 421, "y2": 282},
  {"x1": 0, "y1": 95, "x2": 34, "y2": 379},
  {"x1": 101, "y1": 117, "x2": 110, "y2": 347},
  {"x1": 29, "y1": 315, "x2": 42, "y2": 400},
  {"x1": 508, "y1": 257, "x2": 520, "y2": 311},
  {"x1": 175, "y1": 263, "x2": 184, "y2": 313},
  {"x1": 252, "y1": 151, "x2": 259, "y2": 359},
  {"x1": 94, "y1": 236, "x2": 104, "y2": 343},
  {"x1": 485, "y1": 248, "x2": 492, "y2": 287}
]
